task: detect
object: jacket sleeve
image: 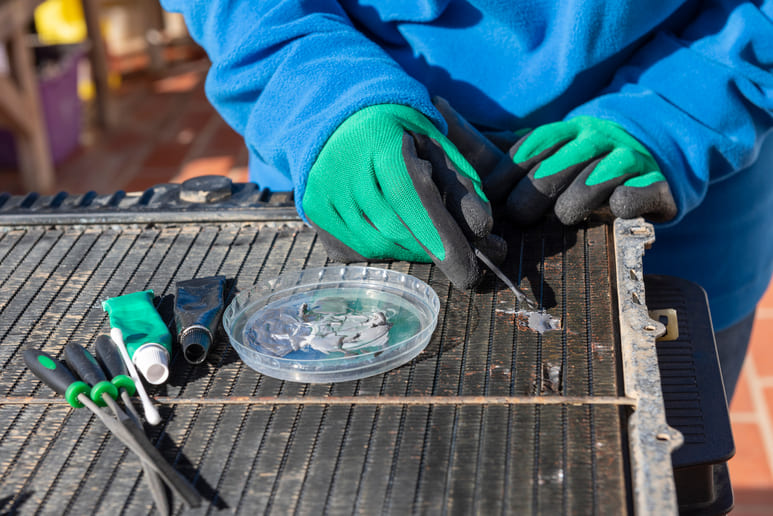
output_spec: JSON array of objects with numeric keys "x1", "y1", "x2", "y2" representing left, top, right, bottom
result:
[
  {"x1": 159, "y1": 0, "x2": 445, "y2": 219},
  {"x1": 568, "y1": 0, "x2": 773, "y2": 224}
]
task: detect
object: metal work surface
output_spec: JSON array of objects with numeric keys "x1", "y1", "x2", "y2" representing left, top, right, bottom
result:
[{"x1": 0, "y1": 192, "x2": 670, "y2": 514}]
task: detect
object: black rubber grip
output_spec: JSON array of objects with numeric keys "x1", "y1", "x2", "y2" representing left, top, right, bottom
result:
[
  {"x1": 65, "y1": 342, "x2": 108, "y2": 386},
  {"x1": 24, "y1": 349, "x2": 79, "y2": 396},
  {"x1": 94, "y1": 334, "x2": 128, "y2": 379}
]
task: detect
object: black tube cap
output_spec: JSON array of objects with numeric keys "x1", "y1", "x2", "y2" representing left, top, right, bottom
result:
[{"x1": 180, "y1": 327, "x2": 212, "y2": 365}]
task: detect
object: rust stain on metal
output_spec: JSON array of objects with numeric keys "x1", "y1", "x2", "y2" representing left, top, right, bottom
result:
[{"x1": 0, "y1": 395, "x2": 636, "y2": 407}]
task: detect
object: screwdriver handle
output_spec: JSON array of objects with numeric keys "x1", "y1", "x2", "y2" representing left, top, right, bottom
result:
[
  {"x1": 23, "y1": 349, "x2": 90, "y2": 408},
  {"x1": 94, "y1": 335, "x2": 136, "y2": 396},
  {"x1": 65, "y1": 342, "x2": 107, "y2": 385},
  {"x1": 64, "y1": 342, "x2": 119, "y2": 407},
  {"x1": 94, "y1": 334, "x2": 127, "y2": 378},
  {"x1": 110, "y1": 328, "x2": 162, "y2": 426}
]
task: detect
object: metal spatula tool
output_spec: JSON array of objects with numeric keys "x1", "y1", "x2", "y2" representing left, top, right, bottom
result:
[
  {"x1": 474, "y1": 247, "x2": 562, "y2": 333},
  {"x1": 474, "y1": 247, "x2": 538, "y2": 310}
]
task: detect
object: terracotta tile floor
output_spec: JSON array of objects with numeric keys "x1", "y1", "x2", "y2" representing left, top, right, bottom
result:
[
  {"x1": 1, "y1": 56, "x2": 772, "y2": 514},
  {"x1": 0, "y1": 55, "x2": 247, "y2": 196},
  {"x1": 730, "y1": 281, "x2": 773, "y2": 515}
]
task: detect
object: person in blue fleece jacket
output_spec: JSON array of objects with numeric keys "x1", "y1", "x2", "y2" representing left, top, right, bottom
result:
[{"x1": 161, "y1": 0, "x2": 773, "y2": 398}]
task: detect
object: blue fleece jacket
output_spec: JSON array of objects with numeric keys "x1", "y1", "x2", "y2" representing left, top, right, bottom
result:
[{"x1": 161, "y1": 0, "x2": 773, "y2": 330}]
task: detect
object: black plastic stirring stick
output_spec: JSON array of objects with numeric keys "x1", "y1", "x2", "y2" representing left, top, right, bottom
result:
[
  {"x1": 23, "y1": 349, "x2": 201, "y2": 509},
  {"x1": 65, "y1": 342, "x2": 171, "y2": 515}
]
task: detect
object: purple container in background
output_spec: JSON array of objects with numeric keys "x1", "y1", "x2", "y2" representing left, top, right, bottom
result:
[{"x1": 0, "y1": 44, "x2": 84, "y2": 168}]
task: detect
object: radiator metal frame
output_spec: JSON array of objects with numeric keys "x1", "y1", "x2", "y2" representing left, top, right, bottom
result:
[{"x1": 0, "y1": 183, "x2": 682, "y2": 514}]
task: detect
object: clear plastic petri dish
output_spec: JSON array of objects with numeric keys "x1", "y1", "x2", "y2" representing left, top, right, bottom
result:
[{"x1": 223, "y1": 266, "x2": 440, "y2": 383}]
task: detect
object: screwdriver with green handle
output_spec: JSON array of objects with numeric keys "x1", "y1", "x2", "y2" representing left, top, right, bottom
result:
[
  {"x1": 64, "y1": 341, "x2": 171, "y2": 516},
  {"x1": 93, "y1": 335, "x2": 140, "y2": 419},
  {"x1": 23, "y1": 348, "x2": 201, "y2": 509},
  {"x1": 24, "y1": 349, "x2": 91, "y2": 408},
  {"x1": 64, "y1": 342, "x2": 121, "y2": 406}
]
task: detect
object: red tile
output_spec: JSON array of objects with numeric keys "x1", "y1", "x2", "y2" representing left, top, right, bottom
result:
[
  {"x1": 1, "y1": 52, "x2": 247, "y2": 197},
  {"x1": 176, "y1": 110, "x2": 214, "y2": 139},
  {"x1": 764, "y1": 386, "x2": 773, "y2": 434},
  {"x1": 208, "y1": 122, "x2": 245, "y2": 153},
  {"x1": 733, "y1": 488, "x2": 773, "y2": 515},
  {"x1": 56, "y1": 151, "x2": 128, "y2": 194},
  {"x1": 749, "y1": 318, "x2": 773, "y2": 378},
  {"x1": 760, "y1": 279, "x2": 773, "y2": 310},
  {"x1": 102, "y1": 129, "x2": 147, "y2": 153},
  {"x1": 234, "y1": 147, "x2": 248, "y2": 168},
  {"x1": 227, "y1": 166, "x2": 249, "y2": 183},
  {"x1": 113, "y1": 52, "x2": 151, "y2": 75},
  {"x1": 130, "y1": 92, "x2": 175, "y2": 125},
  {"x1": 152, "y1": 70, "x2": 205, "y2": 94},
  {"x1": 731, "y1": 369, "x2": 755, "y2": 414},
  {"x1": 123, "y1": 166, "x2": 180, "y2": 192},
  {"x1": 0, "y1": 169, "x2": 23, "y2": 194},
  {"x1": 141, "y1": 140, "x2": 192, "y2": 170},
  {"x1": 173, "y1": 156, "x2": 234, "y2": 183},
  {"x1": 728, "y1": 422, "x2": 773, "y2": 488}
]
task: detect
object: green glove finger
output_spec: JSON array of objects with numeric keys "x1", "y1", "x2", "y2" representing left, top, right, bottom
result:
[
  {"x1": 304, "y1": 105, "x2": 437, "y2": 259},
  {"x1": 511, "y1": 121, "x2": 580, "y2": 164},
  {"x1": 303, "y1": 104, "x2": 492, "y2": 289},
  {"x1": 621, "y1": 170, "x2": 668, "y2": 188},
  {"x1": 585, "y1": 146, "x2": 655, "y2": 185},
  {"x1": 335, "y1": 200, "x2": 429, "y2": 262},
  {"x1": 369, "y1": 129, "x2": 441, "y2": 256},
  {"x1": 505, "y1": 135, "x2": 604, "y2": 226},
  {"x1": 360, "y1": 145, "x2": 437, "y2": 256},
  {"x1": 308, "y1": 169, "x2": 428, "y2": 262},
  {"x1": 309, "y1": 221, "x2": 426, "y2": 264},
  {"x1": 553, "y1": 148, "x2": 643, "y2": 225},
  {"x1": 383, "y1": 105, "x2": 487, "y2": 201},
  {"x1": 506, "y1": 116, "x2": 669, "y2": 226},
  {"x1": 306, "y1": 107, "x2": 426, "y2": 259},
  {"x1": 531, "y1": 135, "x2": 614, "y2": 180}
]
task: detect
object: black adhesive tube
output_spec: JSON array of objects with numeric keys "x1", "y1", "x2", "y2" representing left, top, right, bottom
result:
[{"x1": 174, "y1": 275, "x2": 226, "y2": 364}]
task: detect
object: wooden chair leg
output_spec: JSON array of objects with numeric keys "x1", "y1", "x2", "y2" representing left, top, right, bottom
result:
[
  {"x1": 81, "y1": 0, "x2": 114, "y2": 129},
  {"x1": 7, "y1": 27, "x2": 55, "y2": 194}
]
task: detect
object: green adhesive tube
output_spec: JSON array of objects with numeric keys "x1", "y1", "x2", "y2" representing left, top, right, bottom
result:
[{"x1": 102, "y1": 290, "x2": 172, "y2": 385}]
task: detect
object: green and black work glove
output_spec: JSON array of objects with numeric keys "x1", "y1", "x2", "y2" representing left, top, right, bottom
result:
[
  {"x1": 485, "y1": 116, "x2": 677, "y2": 226},
  {"x1": 303, "y1": 104, "x2": 501, "y2": 290}
]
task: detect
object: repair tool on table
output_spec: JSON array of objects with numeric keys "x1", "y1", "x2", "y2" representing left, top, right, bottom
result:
[
  {"x1": 94, "y1": 334, "x2": 143, "y2": 422},
  {"x1": 474, "y1": 246, "x2": 537, "y2": 310},
  {"x1": 174, "y1": 275, "x2": 227, "y2": 365},
  {"x1": 474, "y1": 246, "x2": 562, "y2": 333},
  {"x1": 102, "y1": 290, "x2": 174, "y2": 386},
  {"x1": 22, "y1": 349, "x2": 202, "y2": 510},
  {"x1": 64, "y1": 341, "x2": 171, "y2": 515},
  {"x1": 110, "y1": 327, "x2": 162, "y2": 426}
]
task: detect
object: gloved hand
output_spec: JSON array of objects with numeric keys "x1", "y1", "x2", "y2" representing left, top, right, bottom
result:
[
  {"x1": 303, "y1": 104, "x2": 501, "y2": 290},
  {"x1": 484, "y1": 116, "x2": 677, "y2": 226}
]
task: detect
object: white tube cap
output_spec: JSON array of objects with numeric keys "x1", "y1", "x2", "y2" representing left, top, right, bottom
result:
[{"x1": 133, "y1": 344, "x2": 170, "y2": 385}]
